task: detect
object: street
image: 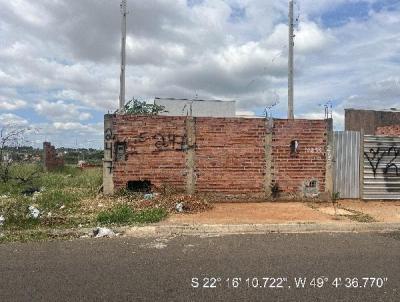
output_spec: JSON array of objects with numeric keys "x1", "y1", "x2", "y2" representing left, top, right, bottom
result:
[{"x1": 0, "y1": 232, "x2": 399, "y2": 301}]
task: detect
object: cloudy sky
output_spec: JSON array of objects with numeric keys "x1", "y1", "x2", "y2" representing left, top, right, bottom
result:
[{"x1": 0, "y1": 0, "x2": 399, "y2": 148}]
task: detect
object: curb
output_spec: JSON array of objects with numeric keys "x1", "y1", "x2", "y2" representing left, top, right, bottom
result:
[
  {"x1": 121, "y1": 222, "x2": 400, "y2": 237},
  {"x1": 3, "y1": 222, "x2": 398, "y2": 242}
]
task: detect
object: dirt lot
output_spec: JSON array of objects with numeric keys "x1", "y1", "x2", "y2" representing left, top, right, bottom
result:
[
  {"x1": 164, "y1": 200, "x2": 400, "y2": 225},
  {"x1": 338, "y1": 200, "x2": 400, "y2": 223},
  {"x1": 164, "y1": 202, "x2": 344, "y2": 225}
]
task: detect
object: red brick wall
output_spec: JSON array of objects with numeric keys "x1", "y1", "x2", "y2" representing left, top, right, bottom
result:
[
  {"x1": 195, "y1": 118, "x2": 266, "y2": 195},
  {"x1": 112, "y1": 115, "x2": 187, "y2": 190},
  {"x1": 110, "y1": 115, "x2": 328, "y2": 197},
  {"x1": 376, "y1": 125, "x2": 400, "y2": 136},
  {"x1": 43, "y1": 142, "x2": 64, "y2": 170},
  {"x1": 272, "y1": 120, "x2": 327, "y2": 194}
]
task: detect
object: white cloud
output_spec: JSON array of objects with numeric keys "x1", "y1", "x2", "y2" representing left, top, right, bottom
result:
[
  {"x1": 0, "y1": 0, "x2": 399, "y2": 146},
  {"x1": 34, "y1": 100, "x2": 92, "y2": 122},
  {"x1": 0, "y1": 113, "x2": 28, "y2": 126},
  {"x1": 0, "y1": 99, "x2": 27, "y2": 111}
]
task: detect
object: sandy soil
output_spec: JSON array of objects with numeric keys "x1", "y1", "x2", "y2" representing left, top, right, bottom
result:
[
  {"x1": 164, "y1": 202, "x2": 346, "y2": 225},
  {"x1": 338, "y1": 200, "x2": 400, "y2": 223}
]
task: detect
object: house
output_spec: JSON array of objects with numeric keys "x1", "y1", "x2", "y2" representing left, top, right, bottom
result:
[
  {"x1": 154, "y1": 97, "x2": 236, "y2": 117},
  {"x1": 345, "y1": 108, "x2": 400, "y2": 135}
]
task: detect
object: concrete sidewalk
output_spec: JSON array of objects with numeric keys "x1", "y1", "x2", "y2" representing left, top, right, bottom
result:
[{"x1": 52, "y1": 201, "x2": 400, "y2": 239}]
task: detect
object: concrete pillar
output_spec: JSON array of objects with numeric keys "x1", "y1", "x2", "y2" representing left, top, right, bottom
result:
[
  {"x1": 359, "y1": 129, "x2": 364, "y2": 200},
  {"x1": 264, "y1": 118, "x2": 273, "y2": 198},
  {"x1": 103, "y1": 114, "x2": 114, "y2": 195},
  {"x1": 185, "y1": 117, "x2": 196, "y2": 194},
  {"x1": 43, "y1": 142, "x2": 49, "y2": 172},
  {"x1": 324, "y1": 118, "x2": 334, "y2": 198}
]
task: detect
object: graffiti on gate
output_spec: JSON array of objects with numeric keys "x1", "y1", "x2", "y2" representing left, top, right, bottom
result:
[{"x1": 364, "y1": 146, "x2": 400, "y2": 177}]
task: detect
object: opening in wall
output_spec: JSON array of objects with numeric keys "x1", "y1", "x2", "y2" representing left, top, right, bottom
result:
[
  {"x1": 127, "y1": 180, "x2": 152, "y2": 193},
  {"x1": 290, "y1": 140, "x2": 299, "y2": 156},
  {"x1": 116, "y1": 142, "x2": 127, "y2": 161}
]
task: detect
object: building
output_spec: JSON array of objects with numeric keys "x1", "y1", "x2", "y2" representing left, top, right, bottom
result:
[
  {"x1": 154, "y1": 97, "x2": 236, "y2": 117},
  {"x1": 345, "y1": 108, "x2": 400, "y2": 135}
]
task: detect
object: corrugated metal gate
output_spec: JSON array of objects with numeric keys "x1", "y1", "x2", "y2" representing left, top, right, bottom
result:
[
  {"x1": 363, "y1": 135, "x2": 400, "y2": 200},
  {"x1": 333, "y1": 131, "x2": 360, "y2": 198}
]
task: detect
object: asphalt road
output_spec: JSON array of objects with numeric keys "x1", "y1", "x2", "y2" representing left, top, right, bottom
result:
[{"x1": 0, "y1": 232, "x2": 399, "y2": 302}]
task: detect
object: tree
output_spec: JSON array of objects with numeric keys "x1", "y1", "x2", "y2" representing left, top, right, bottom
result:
[
  {"x1": 0, "y1": 125, "x2": 39, "y2": 183},
  {"x1": 123, "y1": 98, "x2": 167, "y2": 115}
]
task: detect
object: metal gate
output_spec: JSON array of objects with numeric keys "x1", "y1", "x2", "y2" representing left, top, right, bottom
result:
[
  {"x1": 363, "y1": 135, "x2": 400, "y2": 200},
  {"x1": 333, "y1": 131, "x2": 360, "y2": 198}
]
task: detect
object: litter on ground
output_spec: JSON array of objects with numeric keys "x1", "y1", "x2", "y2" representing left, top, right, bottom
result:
[
  {"x1": 92, "y1": 227, "x2": 116, "y2": 238},
  {"x1": 28, "y1": 206, "x2": 40, "y2": 219}
]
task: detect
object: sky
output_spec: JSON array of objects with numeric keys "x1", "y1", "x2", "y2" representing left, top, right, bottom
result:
[{"x1": 0, "y1": 0, "x2": 399, "y2": 149}]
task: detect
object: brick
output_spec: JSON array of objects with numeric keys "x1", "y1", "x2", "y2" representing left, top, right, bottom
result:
[{"x1": 108, "y1": 116, "x2": 328, "y2": 197}]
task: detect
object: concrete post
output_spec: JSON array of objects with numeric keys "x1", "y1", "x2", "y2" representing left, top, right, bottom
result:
[
  {"x1": 324, "y1": 118, "x2": 334, "y2": 198},
  {"x1": 359, "y1": 129, "x2": 364, "y2": 200},
  {"x1": 103, "y1": 114, "x2": 114, "y2": 195},
  {"x1": 43, "y1": 142, "x2": 49, "y2": 172},
  {"x1": 185, "y1": 117, "x2": 196, "y2": 194},
  {"x1": 264, "y1": 118, "x2": 274, "y2": 198}
]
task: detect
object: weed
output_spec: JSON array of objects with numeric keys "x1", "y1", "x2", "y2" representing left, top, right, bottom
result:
[
  {"x1": 97, "y1": 205, "x2": 167, "y2": 225},
  {"x1": 36, "y1": 190, "x2": 80, "y2": 211},
  {"x1": 271, "y1": 183, "x2": 280, "y2": 199},
  {"x1": 97, "y1": 205, "x2": 135, "y2": 224},
  {"x1": 0, "y1": 198, "x2": 41, "y2": 229},
  {"x1": 338, "y1": 207, "x2": 377, "y2": 223},
  {"x1": 133, "y1": 208, "x2": 167, "y2": 223}
]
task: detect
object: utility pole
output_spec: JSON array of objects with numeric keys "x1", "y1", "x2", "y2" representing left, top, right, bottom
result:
[
  {"x1": 288, "y1": 0, "x2": 294, "y2": 119},
  {"x1": 119, "y1": 0, "x2": 127, "y2": 112}
]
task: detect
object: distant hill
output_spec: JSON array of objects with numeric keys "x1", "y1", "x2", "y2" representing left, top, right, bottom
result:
[{"x1": 2, "y1": 146, "x2": 104, "y2": 165}]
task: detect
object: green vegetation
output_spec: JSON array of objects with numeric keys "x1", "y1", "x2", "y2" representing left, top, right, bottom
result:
[
  {"x1": 339, "y1": 208, "x2": 377, "y2": 223},
  {"x1": 133, "y1": 208, "x2": 167, "y2": 224},
  {"x1": 97, "y1": 205, "x2": 167, "y2": 225},
  {"x1": 0, "y1": 164, "x2": 102, "y2": 230},
  {"x1": 97, "y1": 205, "x2": 135, "y2": 224},
  {"x1": 123, "y1": 98, "x2": 167, "y2": 115},
  {"x1": 0, "y1": 163, "x2": 172, "y2": 242}
]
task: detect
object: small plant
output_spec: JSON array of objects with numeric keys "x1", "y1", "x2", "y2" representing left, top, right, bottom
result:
[
  {"x1": 271, "y1": 182, "x2": 280, "y2": 199},
  {"x1": 331, "y1": 191, "x2": 340, "y2": 217}
]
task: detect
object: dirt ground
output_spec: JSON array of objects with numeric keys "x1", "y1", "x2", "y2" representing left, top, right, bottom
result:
[
  {"x1": 338, "y1": 200, "x2": 400, "y2": 223},
  {"x1": 164, "y1": 202, "x2": 345, "y2": 225},
  {"x1": 164, "y1": 200, "x2": 400, "y2": 225}
]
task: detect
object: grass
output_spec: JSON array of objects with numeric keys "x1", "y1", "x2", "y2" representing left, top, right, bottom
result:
[
  {"x1": 0, "y1": 163, "x2": 170, "y2": 239},
  {"x1": 97, "y1": 205, "x2": 135, "y2": 224},
  {"x1": 97, "y1": 205, "x2": 167, "y2": 225},
  {"x1": 0, "y1": 164, "x2": 103, "y2": 231},
  {"x1": 132, "y1": 208, "x2": 168, "y2": 224}
]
